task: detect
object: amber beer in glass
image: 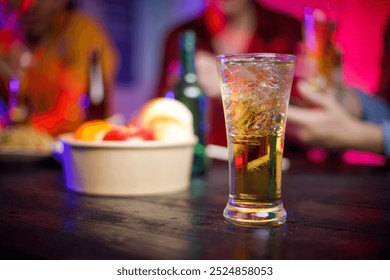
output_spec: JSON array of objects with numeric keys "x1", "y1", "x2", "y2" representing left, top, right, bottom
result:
[{"x1": 216, "y1": 53, "x2": 295, "y2": 227}]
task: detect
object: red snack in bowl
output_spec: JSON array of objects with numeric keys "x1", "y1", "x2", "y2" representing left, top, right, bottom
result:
[
  {"x1": 103, "y1": 128, "x2": 130, "y2": 141},
  {"x1": 133, "y1": 128, "x2": 155, "y2": 141},
  {"x1": 127, "y1": 122, "x2": 155, "y2": 141}
]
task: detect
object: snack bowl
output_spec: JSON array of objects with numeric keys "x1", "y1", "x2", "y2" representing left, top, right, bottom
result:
[{"x1": 57, "y1": 133, "x2": 196, "y2": 196}]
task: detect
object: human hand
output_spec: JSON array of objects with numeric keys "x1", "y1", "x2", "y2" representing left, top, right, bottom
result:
[
  {"x1": 287, "y1": 80, "x2": 365, "y2": 150},
  {"x1": 195, "y1": 50, "x2": 221, "y2": 98}
]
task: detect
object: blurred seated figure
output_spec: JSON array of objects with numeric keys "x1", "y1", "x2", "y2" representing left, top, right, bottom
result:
[
  {"x1": 288, "y1": 16, "x2": 390, "y2": 159},
  {"x1": 0, "y1": 0, "x2": 118, "y2": 136},
  {"x1": 156, "y1": 0, "x2": 302, "y2": 146}
]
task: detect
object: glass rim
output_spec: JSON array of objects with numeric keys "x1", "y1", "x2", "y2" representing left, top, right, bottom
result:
[{"x1": 217, "y1": 53, "x2": 295, "y2": 63}]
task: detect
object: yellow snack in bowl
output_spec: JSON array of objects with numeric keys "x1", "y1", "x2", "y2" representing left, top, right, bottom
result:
[{"x1": 73, "y1": 120, "x2": 113, "y2": 141}]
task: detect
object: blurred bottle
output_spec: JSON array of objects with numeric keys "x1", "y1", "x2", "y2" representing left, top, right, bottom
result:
[
  {"x1": 303, "y1": 7, "x2": 342, "y2": 90},
  {"x1": 302, "y1": 8, "x2": 344, "y2": 164},
  {"x1": 174, "y1": 30, "x2": 208, "y2": 175},
  {"x1": 86, "y1": 47, "x2": 106, "y2": 120},
  {"x1": 319, "y1": 17, "x2": 342, "y2": 89}
]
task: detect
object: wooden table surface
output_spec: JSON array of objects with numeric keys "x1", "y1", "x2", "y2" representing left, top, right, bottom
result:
[{"x1": 1, "y1": 152, "x2": 390, "y2": 260}]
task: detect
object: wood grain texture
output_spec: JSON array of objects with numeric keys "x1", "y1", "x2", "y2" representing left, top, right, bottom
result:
[{"x1": 0, "y1": 155, "x2": 389, "y2": 260}]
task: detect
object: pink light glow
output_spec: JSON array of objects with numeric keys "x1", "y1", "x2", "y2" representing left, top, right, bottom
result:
[
  {"x1": 307, "y1": 148, "x2": 328, "y2": 163},
  {"x1": 342, "y1": 150, "x2": 387, "y2": 166}
]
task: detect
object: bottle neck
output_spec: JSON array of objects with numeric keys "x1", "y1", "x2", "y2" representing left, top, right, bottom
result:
[
  {"x1": 179, "y1": 31, "x2": 197, "y2": 78},
  {"x1": 86, "y1": 47, "x2": 106, "y2": 120},
  {"x1": 88, "y1": 48, "x2": 104, "y2": 105},
  {"x1": 180, "y1": 48, "x2": 196, "y2": 77}
]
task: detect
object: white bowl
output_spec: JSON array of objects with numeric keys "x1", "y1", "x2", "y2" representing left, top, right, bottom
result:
[{"x1": 57, "y1": 134, "x2": 196, "y2": 196}]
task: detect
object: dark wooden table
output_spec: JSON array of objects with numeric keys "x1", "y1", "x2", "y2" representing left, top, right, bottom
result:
[{"x1": 1, "y1": 152, "x2": 390, "y2": 260}]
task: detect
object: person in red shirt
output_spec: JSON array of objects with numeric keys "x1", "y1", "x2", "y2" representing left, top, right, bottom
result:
[{"x1": 156, "y1": 0, "x2": 302, "y2": 146}]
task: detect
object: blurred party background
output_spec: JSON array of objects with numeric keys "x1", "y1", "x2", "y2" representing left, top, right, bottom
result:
[
  {"x1": 77, "y1": 0, "x2": 389, "y2": 119},
  {"x1": 1, "y1": 0, "x2": 389, "y2": 165}
]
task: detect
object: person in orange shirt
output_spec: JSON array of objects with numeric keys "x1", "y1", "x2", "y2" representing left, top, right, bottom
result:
[{"x1": 0, "y1": 0, "x2": 119, "y2": 136}]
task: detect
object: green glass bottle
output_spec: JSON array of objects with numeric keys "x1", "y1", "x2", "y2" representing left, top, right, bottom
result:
[{"x1": 174, "y1": 30, "x2": 208, "y2": 175}]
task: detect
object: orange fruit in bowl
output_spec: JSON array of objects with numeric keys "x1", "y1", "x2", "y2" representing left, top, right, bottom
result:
[{"x1": 73, "y1": 120, "x2": 113, "y2": 141}]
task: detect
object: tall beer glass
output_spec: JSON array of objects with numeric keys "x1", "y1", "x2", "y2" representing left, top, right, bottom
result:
[{"x1": 216, "y1": 53, "x2": 295, "y2": 227}]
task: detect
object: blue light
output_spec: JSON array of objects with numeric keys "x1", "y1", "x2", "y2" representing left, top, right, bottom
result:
[
  {"x1": 0, "y1": 96, "x2": 7, "y2": 116},
  {"x1": 78, "y1": 93, "x2": 90, "y2": 109},
  {"x1": 164, "y1": 91, "x2": 175, "y2": 99},
  {"x1": 304, "y1": 7, "x2": 316, "y2": 50},
  {"x1": 9, "y1": 79, "x2": 19, "y2": 93}
]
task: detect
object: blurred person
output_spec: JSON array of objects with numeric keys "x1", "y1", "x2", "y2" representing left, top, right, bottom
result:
[
  {"x1": 0, "y1": 0, "x2": 119, "y2": 136},
  {"x1": 287, "y1": 15, "x2": 390, "y2": 158},
  {"x1": 156, "y1": 0, "x2": 302, "y2": 146}
]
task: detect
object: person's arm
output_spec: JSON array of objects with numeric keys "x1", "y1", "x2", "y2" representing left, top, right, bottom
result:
[
  {"x1": 354, "y1": 89, "x2": 390, "y2": 123},
  {"x1": 344, "y1": 119, "x2": 384, "y2": 154},
  {"x1": 383, "y1": 120, "x2": 390, "y2": 157},
  {"x1": 195, "y1": 50, "x2": 221, "y2": 98},
  {"x1": 354, "y1": 89, "x2": 390, "y2": 157}
]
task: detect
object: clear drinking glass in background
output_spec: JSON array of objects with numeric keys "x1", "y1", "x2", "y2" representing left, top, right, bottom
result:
[{"x1": 216, "y1": 53, "x2": 295, "y2": 227}]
